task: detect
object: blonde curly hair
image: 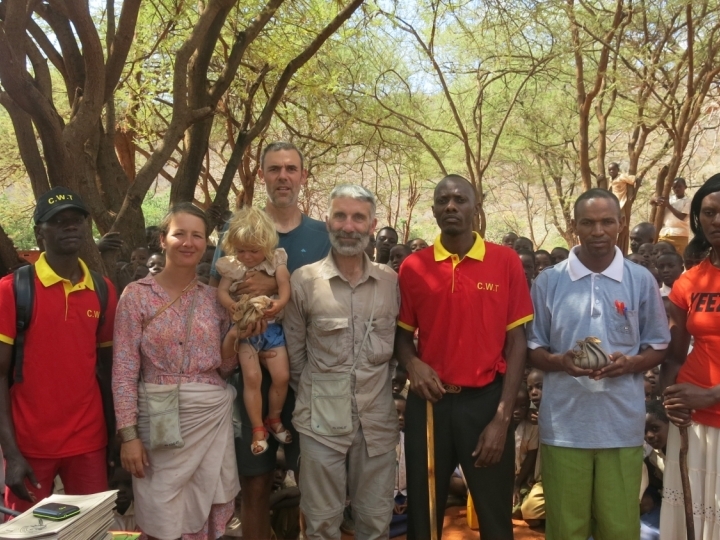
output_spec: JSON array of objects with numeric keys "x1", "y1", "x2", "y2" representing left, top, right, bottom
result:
[{"x1": 221, "y1": 206, "x2": 278, "y2": 261}]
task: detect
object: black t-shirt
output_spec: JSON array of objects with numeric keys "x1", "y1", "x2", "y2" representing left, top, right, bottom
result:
[{"x1": 210, "y1": 214, "x2": 331, "y2": 277}]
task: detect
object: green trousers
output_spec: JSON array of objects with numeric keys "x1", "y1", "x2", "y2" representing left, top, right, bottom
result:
[{"x1": 541, "y1": 444, "x2": 642, "y2": 540}]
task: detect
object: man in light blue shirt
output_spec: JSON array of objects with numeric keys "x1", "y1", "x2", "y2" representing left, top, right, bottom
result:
[{"x1": 527, "y1": 189, "x2": 670, "y2": 540}]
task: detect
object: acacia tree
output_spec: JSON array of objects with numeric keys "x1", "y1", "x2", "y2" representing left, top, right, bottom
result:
[
  {"x1": 648, "y1": 1, "x2": 720, "y2": 235},
  {"x1": 0, "y1": 0, "x2": 365, "y2": 273}
]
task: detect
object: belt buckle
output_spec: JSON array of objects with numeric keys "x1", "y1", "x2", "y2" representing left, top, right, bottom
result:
[{"x1": 442, "y1": 383, "x2": 461, "y2": 394}]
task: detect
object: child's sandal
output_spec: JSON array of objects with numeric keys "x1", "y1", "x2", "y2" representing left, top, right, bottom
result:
[
  {"x1": 264, "y1": 418, "x2": 292, "y2": 444},
  {"x1": 251, "y1": 426, "x2": 269, "y2": 455}
]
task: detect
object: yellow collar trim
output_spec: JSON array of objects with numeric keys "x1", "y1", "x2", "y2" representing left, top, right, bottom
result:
[
  {"x1": 433, "y1": 232, "x2": 486, "y2": 262},
  {"x1": 35, "y1": 252, "x2": 95, "y2": 290}
]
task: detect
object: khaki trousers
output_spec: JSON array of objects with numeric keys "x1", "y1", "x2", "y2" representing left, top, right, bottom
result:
[
  {"x1": 299, "y1": 428, "x2": 395, "y2": 540},
  {"x1": 658, "y1": 234, "x2": 689, "y2": 255}
]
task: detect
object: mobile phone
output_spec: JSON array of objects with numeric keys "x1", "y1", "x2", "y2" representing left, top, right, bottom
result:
[{"x1": 32, "y1": 503, "x2": 80, "y2": 521}]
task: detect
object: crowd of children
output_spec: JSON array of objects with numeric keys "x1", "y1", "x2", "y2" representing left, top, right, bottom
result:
[{"x1": 92, "y1": 209, "x2": 705, "y2": 538}]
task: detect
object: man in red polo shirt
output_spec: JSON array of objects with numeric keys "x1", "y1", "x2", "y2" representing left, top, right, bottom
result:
[
  {"x1": 395, "y1": 175, "x2": 533, "y2": 540},
  {"x1": 0, "y1": 187, "x2": 117, "y2": 512}
]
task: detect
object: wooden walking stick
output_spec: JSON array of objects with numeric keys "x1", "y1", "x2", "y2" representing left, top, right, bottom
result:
[
  {"x1": 427, "y1": 400, "x2": 438, "y2": 540},
  {"x1": 679, "y1": 426, "x2": 695, "y2": 540}
]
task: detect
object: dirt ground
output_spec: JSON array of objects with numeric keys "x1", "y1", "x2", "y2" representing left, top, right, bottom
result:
[{"x1": 340, "y1": 506, "x2": 545, "y2": 540}]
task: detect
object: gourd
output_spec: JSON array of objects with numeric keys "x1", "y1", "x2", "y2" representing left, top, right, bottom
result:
[{"x1": 572, "y1": 337, "x2": 611, "y2": 370}]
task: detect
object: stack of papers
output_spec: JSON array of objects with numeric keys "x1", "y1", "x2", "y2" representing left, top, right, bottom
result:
[{"x1": 0, "y1": 491, "x2": 117, "y2": 539}]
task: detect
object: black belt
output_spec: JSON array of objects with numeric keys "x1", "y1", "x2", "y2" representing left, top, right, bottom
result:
[{"x1": 441, "y1": 374, "x2": 503, "y2": 394}]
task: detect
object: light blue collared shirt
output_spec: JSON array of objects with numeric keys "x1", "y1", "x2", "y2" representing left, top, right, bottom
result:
[{"x1": 527, "y1": 246, "x2": 670, "y2": 448}]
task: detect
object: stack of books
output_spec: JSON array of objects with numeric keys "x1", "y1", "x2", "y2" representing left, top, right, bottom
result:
[{"x1": 0, "y1": 491, "x2": 117, "y2": 540}]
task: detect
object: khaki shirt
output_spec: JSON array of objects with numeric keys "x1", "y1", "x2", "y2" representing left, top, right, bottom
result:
[{"x1": 284, "y1": 252, "x2": 399, "y2": 456}]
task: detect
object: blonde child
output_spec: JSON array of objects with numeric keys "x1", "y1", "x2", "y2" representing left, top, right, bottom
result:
[{"x1": 216, "y1": 207, "x2": 291, "y2": 456}]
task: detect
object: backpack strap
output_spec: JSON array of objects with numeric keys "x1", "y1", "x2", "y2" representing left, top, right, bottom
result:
[
  {"x1": 90, "y1": 270, "x2": 109, "y2": 337},
  {"x1": 12, "y1": 265, "x2": 35, "y2": 384}
]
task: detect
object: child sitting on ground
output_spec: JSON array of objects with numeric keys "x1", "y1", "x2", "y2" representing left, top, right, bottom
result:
[
  {"x1": 389, "y1": 244, "x2": 412, "y2": 273},
  {"x1": 522, "y1": 368, "x2": 545, "y2": 528},
  {"x1": 513, "y1": 383, "x2": 539, "y2": 517},
  {"x1": 640, "y1": 399, "x2": 669, "y2": 537},
  {"x1": 216, "y1": 206, "x2": 291, "y2": 455}
]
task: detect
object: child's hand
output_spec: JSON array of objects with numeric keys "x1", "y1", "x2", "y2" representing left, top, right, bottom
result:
[
  {"x1": 264, "y1": 301, "x2": 280, "y2": 318},
  {"x1": 513, "y1": 487, "x2": 522, "y2": 507}
]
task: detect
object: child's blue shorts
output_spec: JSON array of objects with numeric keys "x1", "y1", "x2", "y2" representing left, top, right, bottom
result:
[{"x1": 244, "y1": 322, "x2": 286, "y2": 351}]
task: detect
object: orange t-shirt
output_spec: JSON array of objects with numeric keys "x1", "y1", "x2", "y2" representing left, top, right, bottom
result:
[{"x1": 669, "y1": 259, "x2": 720, "y2": 428}]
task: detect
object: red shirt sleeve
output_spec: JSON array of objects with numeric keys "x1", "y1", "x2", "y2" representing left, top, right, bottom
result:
[
  {"x1": 97, "y1": 278, "x2": 118, "y2": 346},
  {"x1": 0, "y1": 275, "x2": 17, "y2": 344},
  {"x1": 505, "y1": 252, "x2": 534, "y2": 330},
  {"x1": 397, "y1": 258, "x2": 418, "y2": 331},
  {"x1": 668, "y1": 271, "x2": 690, "y2": 311}
]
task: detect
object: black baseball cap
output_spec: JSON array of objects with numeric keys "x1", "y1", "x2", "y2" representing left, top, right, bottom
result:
[{"x1": 33, "y1": 187, "x2": 89, "y2": 225}]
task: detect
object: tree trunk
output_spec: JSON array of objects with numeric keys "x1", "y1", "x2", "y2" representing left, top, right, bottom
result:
[{"x1": 0, "y1": 225, "x2": 24, "y2": 276}]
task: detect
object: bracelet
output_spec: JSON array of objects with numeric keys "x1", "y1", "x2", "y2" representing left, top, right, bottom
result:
[{"x1": 118, "y1": 425, "x2": 139, "y2": 443}]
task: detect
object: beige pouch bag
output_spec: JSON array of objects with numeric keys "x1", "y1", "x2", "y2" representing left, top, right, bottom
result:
[
  {"x1": 140, "y1": 282, "x2": 197, "y2": 450},
  {"x1": 572, "y1": 337, "x2": 611, "y2": 370}
]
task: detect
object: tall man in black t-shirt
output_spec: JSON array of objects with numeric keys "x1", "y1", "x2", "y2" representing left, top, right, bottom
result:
[{"x1": 210, "y1": 142, "x2": 330, "y2": 539}]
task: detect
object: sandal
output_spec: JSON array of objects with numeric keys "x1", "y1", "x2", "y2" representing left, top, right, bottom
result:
[
  {"x1": 264, "y1": 418, "x2": 292, "y2": 444},
  {"x1": 251, "y1": 426, "x2": 268, "y2": 455}
]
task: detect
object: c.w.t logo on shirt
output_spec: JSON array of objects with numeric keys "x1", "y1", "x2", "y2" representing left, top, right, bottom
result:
[
  {"x1": 86, "y1": 309, "x2": 101, "y2": 318},
  {"x1": 477, "y1": 282, "x2": 500, "y2": 292},
  {"x1": 691, "y1": 292, "x2": 720, "y2": 312}
]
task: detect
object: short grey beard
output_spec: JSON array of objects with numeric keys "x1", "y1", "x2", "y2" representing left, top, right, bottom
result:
[{"x1": 329, "y1": 230, "x2": 370, "y2": 257}]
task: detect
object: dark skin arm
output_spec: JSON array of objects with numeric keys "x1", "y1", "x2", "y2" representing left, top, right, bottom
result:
[
  {"x1": 651, "y1": 197, "x2": 688, "y2": 220},
  {"x1": 472, "y1": 325, "x2": 527, "y2": 467},
  {"x1": 96, "y1": 347, "x2": 116, "y2": 468},
  {"x1": 529, "y1": 342, "x2": 665, "y2": 380},
  {"x1": 514, "y1": 448, "x2": 538, "y2": 505},
  {"x1": 662, "y1": 302, "x2": 699, "y2": 427},
  {"x1": 592, "y1": 346, "x2": 666, "y2": 380},
  {"x1": 0, "y1": 342, "x2": 40, "y2": 502},
  {"x1": 394, "y1": 326, "x2": 445, "y2": 402}
]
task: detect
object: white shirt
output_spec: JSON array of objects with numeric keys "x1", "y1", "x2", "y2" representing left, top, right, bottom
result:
[{"x1": 660, "y1": 194, "x2": 691, "y2": 237}]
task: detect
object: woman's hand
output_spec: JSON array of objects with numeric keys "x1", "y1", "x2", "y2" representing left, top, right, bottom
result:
[
  {"x1": 664, "y1": 383, "x2": 719, "y2": 411},
  {"x1": 121, "y1": 439, "x2": 149, "y2": 478}
]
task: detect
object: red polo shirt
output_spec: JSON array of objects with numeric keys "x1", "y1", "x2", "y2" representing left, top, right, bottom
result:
[
  {"x1": 0, "y1": 254, "x2": 117, "y2": 458},
  {"x1": 398, "y1": 233, "x2": 533, "y2": 387}
]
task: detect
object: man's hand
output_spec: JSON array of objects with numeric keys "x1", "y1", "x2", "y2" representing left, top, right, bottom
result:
[
  {"x1": 593, "y1": 352, "x2": 635, "y2": 380},
  {"x1": 234, "y1": 271, "x2": 278, "y2": 297},
  {"x1": 472, "y1": 416, "x2": 509, "y2": 467},
  {"x1": 121, "y1": 439, "x2": 149, "y2": 478},
  {"x1": 5, "y1": 454, "x2": 40, "y2": 503},
  {"x1": 407, "y1": 357, "x2": 445, "y2": 402},
  {"x1": 97, "y1": 232, "x2": 123, "y2": 253},
  {"x1": 205, "y1": 202, "x2": 226, "y2": 232},
  {"x1": 665, "y1": 383, "x2": 718, "y2": 413},
  {"x1": 554, "y1": 351, "x2": 594, "y2": 378}
]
